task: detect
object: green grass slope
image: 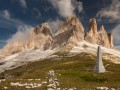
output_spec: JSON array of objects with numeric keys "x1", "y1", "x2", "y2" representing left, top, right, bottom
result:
[{"x1": 0, "y1": 52, "x2": 120, "y2": 90}]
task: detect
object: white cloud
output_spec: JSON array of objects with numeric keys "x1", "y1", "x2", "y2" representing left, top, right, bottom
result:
[
  {"x1": 0, "y1": 10, "x2": 11, "y2": 20},
  {"x1": 49, "y1": 0, "x2": 83, "y2": 18},
  {"x1": 0, "y1": 40, "x2": 8, "y2": 43},
  {"x1": 19, "y1": 0, "x2": 27, "y2": 8},
  {"x1": 12, "y1": 0, "x2": 27, "y2": 9},
  {"x1": 97, "y1": 0, "x2": 120, "y2": 45},
  {"x1": 32, "y1": 8, "x2": 41, "y2": 19},
  {"x1": 97, "y1": 0, "x2": 120, "y2": 21},
  {"x1": 0, "y1": 10, "x2": 34, "y2": 46},
  {"x1": 112, "y1": 24, "x2": 120, "y2": 45},
  {"x1": 0, "y1": 10, "x2": 28, "y2": 28},
  {"x1": 48, "y1": 0, "x2": 83, "y2": 35},
  {"x1": 8, "y1": 25, "x2": 34, "y2": 43},
  {"x1": 74, "y1": 1, "x2": 83, "y2": 13},
  {"x1": 0, "y1": 10, "x2": 34, "y2": 45},
  {"x1": 47, "y1": 19, "x2": 63, "y2": 34},
  {"x1": 0, "y1": 10, "x2": 34, "y2": 47}
]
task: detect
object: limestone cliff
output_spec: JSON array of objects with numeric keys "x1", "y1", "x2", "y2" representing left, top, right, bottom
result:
[
  {"x1": 49, "y1": 16, "x2": 84, "y2": 51},
  {"x1": 1, "y1": 16, "x2": 115, "y2": 56},
  {"x1": 108, "y1": 32, "x2": 114, "y2": 48},
  {"x1": 1, "y1": 23, "x2": 53, "y2": 56},
  {"x1": 85, "y1": 18, "x2": 114, "y2": 48},
  {"x1": 85, "y1": 18, "x2": 99, "y2": 44},
  {"x1": 98, "y1": 25, "x2": 111, "y2": 48}
]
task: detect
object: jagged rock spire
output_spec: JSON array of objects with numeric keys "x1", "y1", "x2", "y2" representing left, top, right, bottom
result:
[
  {"x1": 94, "y1": 46, "x2": 106, "y2": 73},
  {"x1": 89, "y1": 18, "x2": 98, "y2": 34},
  {"x1": 31, "y1": 22, "x2": 53, "y2": 49},
  {"x1": 1, "y1": 16, "x2": 115, "y2": 56},
  {"x1": 56, "y1": 16, "x2": 84, "y2": 35},
  {"x1": 50, "y1": 16, "x2": 85, "y2": 51},
  {"x1": 98, "y1": 25, "x2": 110, "y2": 48},
  {"x1": 108, "y1": 33, "x2": 114, "y2": 48},
  {"x1": 85, "y1": 18, "x2": 99, "y2": 44},
  {"x1": 34, "y1": 22, "x2": 52, "y2": 36},
  {"x1": 100, "y1": 25, "x2": 105, "y2": 32},
  {"x1": 85, "y1": 18, "x2": 114, "y2": 49},
  {"x1": 1, "y1": 22, "x2": 53, "y2": 56}
]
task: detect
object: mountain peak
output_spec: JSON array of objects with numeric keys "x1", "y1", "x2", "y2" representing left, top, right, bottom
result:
[
  {"x1": 100, "y1": 25, "x2": 106, "y2": 32},
  {"x1": 85, "y1": 18, "x2": 114, "y2": 48},
  {"x1": 0, "y1": 16, "x2": 115, "y2": 56},
  {"x1": 98, "y1": 25, "x2": 110, "y2": 48},
  {"x1": 56, "y1": 16, "x2": 84, "y2": 35},
  {"x1": 85, "y1": 18, "x2": 98, "y2": 44},
  {"x1": 51, "y1": 16, "x2": 84, "y2": 51},
  {"x1": 34, "y1": 22, "x2": 52, "y2": 36},
  {"x1": 89, "y1": 18, "x2": 97, "y2": 34},
  {"x1": 100, "y1": 25, "x2": 105, "y2": 30},
  {"x1": 64, "y1": 15, "x2": 80, "y2": 26},
  {"x1": 108, "y1": 32, "x2": 114, "y2": 48},
  {"x1": 1, "y1": 22, "x2": 53, "y2": 56},
  {"x1": 89, "y1": 18, "x2": 96, "y2": 23}
]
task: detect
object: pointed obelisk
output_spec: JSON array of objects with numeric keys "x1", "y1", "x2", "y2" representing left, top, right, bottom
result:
[{"x1": 94, "y1": 46, "x2": 106, "y2": 73}]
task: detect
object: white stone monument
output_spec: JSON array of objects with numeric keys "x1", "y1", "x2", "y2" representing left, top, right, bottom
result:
[{"x1": 94, "y1": 46, "x2": 106, "y2": 73}]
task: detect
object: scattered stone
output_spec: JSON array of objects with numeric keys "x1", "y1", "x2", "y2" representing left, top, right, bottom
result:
[
  {"x1": 96, "y1": 87, "x2": 108, "y2": 90},
  {"x1": 111, "y1": 88, "x2": 116, "y2": 90},
  {"x1": 3, "y1": 86, "x2": 8, "y2": 89},
  {"x1": 0, "y1": 79, "x2": 5, "y2": 83},
  {"x1": 47, "y1": 70, "x2": 60, "y2": 90},
  {"x1": 42, "y1": 81, "x2": 47, "y2": 84},
  {"x1": 10, "y1": 82, "x2": 42, "y2": 89},
  {"x1": 47, "y1": 88, "x2": 54, "y2": 90},
  {"x1": 68, "y1": 87, "x2": 77, "y2": 90}
]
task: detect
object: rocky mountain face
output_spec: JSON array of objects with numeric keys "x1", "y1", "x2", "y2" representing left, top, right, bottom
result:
[
  {"x1": 85, "y1": 18, "x2": 99, "y2": 44},
  {"x1": 85, "y1": 18, "x2": 114, "y2": 48},
  {"x1": 98, "y1": 25, "x2": 111, "y2": 48},
  {"x1": 1, "y1": 16, "x2": 114, "y2": 56},
  {"x1": 1, "y1": 23, "x2": 53, "y2": 56},
  {"x1": 108, "y1": 32, "x2": 114, "y2": 48},
  {"x1": 31, "y1": 23, "x2": 53, "y2": 49},
  {"x1": 47, "y1": 16, "x2": 84, "y2": 51}
]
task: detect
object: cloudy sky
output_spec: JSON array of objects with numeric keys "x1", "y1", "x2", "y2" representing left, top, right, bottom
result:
[{"x1": 0, "y1": 0, "x2": 120, "y2": 48}]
